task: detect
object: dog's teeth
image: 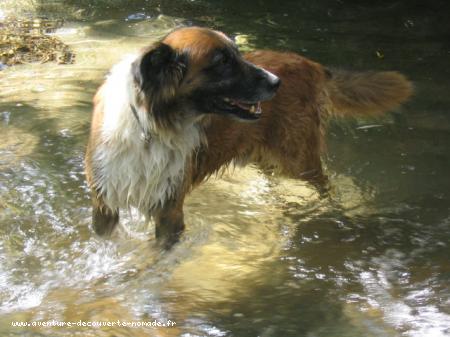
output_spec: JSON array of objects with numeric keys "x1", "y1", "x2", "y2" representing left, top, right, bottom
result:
[
  {"x1": 250, "y1": 105, "x2": 255, "y2": 113},
  {"x1": 256, "y1": 102, "x2": 262, "y2": 114}
]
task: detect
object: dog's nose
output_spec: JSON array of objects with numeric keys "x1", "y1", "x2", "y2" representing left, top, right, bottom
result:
[
  {"x1": 265, "y1": 70, "x2": 281, "y2": 91},
  {"x1": 270, "y1": 76, "x2": 281, "y2": 90}
]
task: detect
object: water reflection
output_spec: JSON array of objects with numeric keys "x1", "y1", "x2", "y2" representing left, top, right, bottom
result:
[{"x1": 1, "y1": 1, "x2": 450, "y2": 337}]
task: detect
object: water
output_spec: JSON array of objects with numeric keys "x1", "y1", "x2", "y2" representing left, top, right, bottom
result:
[{"x1": 1, "y1": 1, "x2": 449, "y2": 336}]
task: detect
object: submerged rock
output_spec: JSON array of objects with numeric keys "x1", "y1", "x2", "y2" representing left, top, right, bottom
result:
[{"x1": 0, "y1": 16, "x2": 74, "y2": 68}]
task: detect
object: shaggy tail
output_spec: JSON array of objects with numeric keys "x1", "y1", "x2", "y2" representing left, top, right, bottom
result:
[{"x1": 326, "y1": 70, "x2": 413, "y2": 117}]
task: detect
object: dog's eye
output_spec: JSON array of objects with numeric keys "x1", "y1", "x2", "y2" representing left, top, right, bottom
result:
[{"x1": 212, "y1": 51, "x2": 229, "y2": 66}]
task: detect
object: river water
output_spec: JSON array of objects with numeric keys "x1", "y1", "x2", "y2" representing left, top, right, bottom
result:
[{"x1": 0, "y1": 1, "x2": 449, "y2": 336}]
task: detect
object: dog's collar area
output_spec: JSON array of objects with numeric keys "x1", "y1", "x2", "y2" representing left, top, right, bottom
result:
[{"x1": 130, "y1": 104, "x2": 152, "y2": 146}]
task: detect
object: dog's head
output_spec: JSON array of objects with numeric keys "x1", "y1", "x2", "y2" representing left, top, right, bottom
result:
[{"x1": 132, "y1": 27, "x2": 280, "y2": 128}]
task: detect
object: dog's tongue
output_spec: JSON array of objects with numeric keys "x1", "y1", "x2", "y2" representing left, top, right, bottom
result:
[
  {"x1": 232, "y1": 100, "x2": 261, "y2": 113},
  {"x1": 232, "y1": 100, "x2": 251, "y2": 110}
]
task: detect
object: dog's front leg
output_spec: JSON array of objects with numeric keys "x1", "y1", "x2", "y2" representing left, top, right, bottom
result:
[
  {"x1": 153, "y1": 195, "x2": 186, "y2": 248},
  {"x1": 91, "y1": 194, "x2": 119, "y2": 236}
]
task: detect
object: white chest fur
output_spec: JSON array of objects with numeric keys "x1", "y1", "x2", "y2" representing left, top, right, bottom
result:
[{"x1": 92, "y1": 55, "x2": 202, "y2": 212}]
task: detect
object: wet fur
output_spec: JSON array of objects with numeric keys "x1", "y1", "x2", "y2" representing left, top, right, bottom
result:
[{"x1": 85, "y1": 27, "x2": 413, "y2": 246}]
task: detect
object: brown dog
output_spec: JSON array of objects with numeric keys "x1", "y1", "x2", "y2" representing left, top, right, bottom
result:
[{"x1": 85, "y1": 27, "x2": 412, "y2": 246}]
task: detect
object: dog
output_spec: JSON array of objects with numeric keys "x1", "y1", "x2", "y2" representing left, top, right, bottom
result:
[{"x1": 85, "y1": 26, "x2": 412, "y2": 247}]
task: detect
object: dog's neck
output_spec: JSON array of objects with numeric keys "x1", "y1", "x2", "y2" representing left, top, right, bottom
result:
[
  {"x1": 128, "y1": 101, "x2": 206, "y2": 153},
  {"x1": 129, "y1": 103, "x2": 152, "y2": 146}
]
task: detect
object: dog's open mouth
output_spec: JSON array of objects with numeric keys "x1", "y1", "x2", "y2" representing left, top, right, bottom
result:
[{"x1": 218, "y1": 97, "x2": 262, "y2": 120}]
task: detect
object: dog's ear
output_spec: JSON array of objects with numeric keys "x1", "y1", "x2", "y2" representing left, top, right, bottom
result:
[{"x1": 132, "y1": 43, "x2": 188, "y2": 125}]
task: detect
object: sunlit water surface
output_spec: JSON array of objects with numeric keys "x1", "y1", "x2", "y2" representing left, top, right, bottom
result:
[{"x1": 1, "y1": 1, "x2": 449, "y2": 336}]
